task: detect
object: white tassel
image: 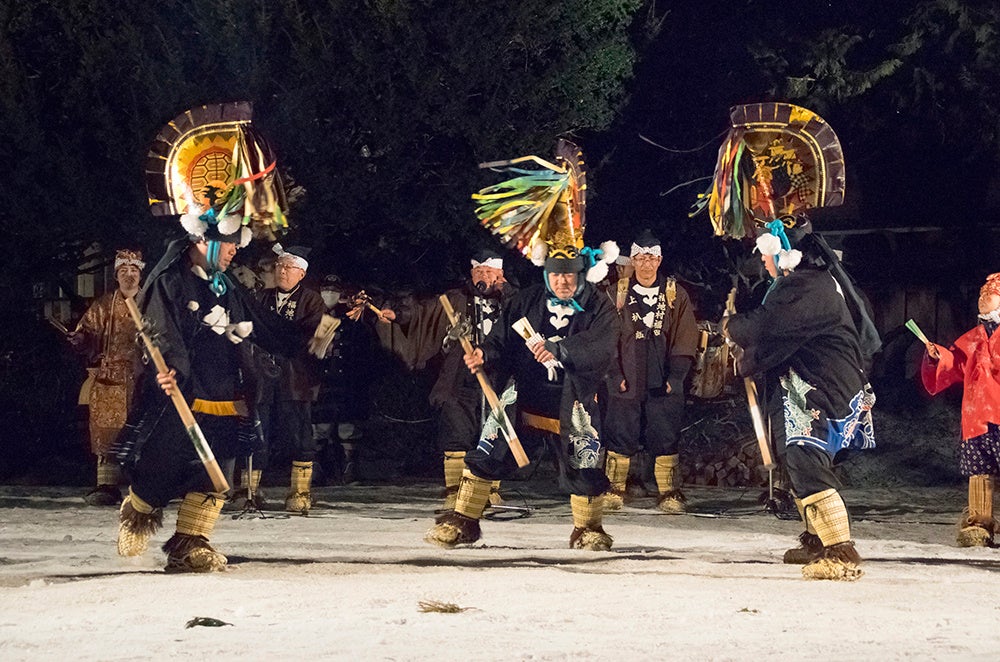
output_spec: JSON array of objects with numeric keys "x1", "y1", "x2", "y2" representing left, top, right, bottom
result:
[{"x1": 180, "y1": 213, "x2": 208, "y2": 237}]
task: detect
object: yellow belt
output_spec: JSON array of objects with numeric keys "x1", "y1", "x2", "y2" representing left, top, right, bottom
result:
[
  {"x1": 191, "y1": 399, "x2": 248, "y2": 417},
  {"x1": 520, "y1": 411, "x2": 560, "y2": 435}
]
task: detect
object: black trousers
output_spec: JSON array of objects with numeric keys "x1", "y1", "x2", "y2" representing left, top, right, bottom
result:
[
  {"x1": 129, "y1": 413, "x2": 238, "y2": 508},
  {"x1": 465, "y1": 399, "x2": 610, "y2": 497},
  {"x1": 766, "y1": 377, "x2": 841, "y2": 498},
  {"x1": 436, "y1": 388, "x2": 482, "y2": 454},
  {"x1": 603, "y1": 390, "x2": 684, "y2": 457},
  {"x1": 257, "y1": 398, "x2": 314, "y2": 466},
  {"x1": 779, "y1": 443, "x2": 841, "y2": 498}
]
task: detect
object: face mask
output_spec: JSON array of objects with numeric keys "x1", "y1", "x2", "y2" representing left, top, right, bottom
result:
[{"x1": 320, "y1": 290, "x2": 340, "y2": 308}]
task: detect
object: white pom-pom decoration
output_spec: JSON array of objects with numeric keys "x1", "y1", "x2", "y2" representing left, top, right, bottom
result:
[
  {"x1": 586, "y1": 260, "x2": 609, "y2": 283},
  {"x1": 180, "y1": 213, "x2": 208, "y2": 237},
  {"x1": 238, "y1": 226, "x2": 252, "y2": 248},
  {"x1": 530, "y1": 241, "x2": 547, "y2": 266},
  {"x1": 777, "y1": 249, "x2": 802, "y2": 272},
  {"x1": 217, "y1": 214, "x2": 242, "y2": 236},
  {"x1": 599, "y1": 240, "x2": 620, "y2": 264},
  {"x1": 755, "y1": 233, "x2": 782, "y2": 256},
  {"x1": 186, "y1": 300, "x2": 200, "y2": 312}
]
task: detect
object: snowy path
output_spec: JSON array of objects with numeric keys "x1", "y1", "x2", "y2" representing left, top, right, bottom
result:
[{"x1": 1, "y1": 483, "x2": 997, "y2": 661}]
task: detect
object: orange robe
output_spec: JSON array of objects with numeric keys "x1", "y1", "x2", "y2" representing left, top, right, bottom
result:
[{"x1": 76, "y1": 291, "x2": 142, "y2": 454}]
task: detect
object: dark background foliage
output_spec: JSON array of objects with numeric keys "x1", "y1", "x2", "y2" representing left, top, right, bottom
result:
[{"x1": 1, "y1": 0, "x2": 997, "y2": 481}]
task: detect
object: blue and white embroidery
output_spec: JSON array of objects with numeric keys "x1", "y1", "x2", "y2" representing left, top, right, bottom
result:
[{"x1": 567, "y1": 401, "x2": 601, "y2": 469}]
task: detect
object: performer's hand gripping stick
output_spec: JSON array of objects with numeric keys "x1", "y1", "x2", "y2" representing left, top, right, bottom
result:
[{"x1": 511, "y1": 317, "x2": 562, "y2": 381}]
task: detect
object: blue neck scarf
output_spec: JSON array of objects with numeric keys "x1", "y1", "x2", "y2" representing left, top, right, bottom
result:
[
  {"x1": 206, "y1": 240, "x2": 227, "y2": 296},
  {"x1": 544, "y1": 271, "x2": 584, "y2": 311}
]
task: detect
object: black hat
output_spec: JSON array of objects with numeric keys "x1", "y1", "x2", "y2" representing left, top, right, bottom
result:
[
  {"x1": 471, "y1": 248, "x2": 504, "y2": 268},
  {"x1": 544, "y1": 245, "x2": 585, "y2": 274},
  {"x1": 629, "y1": 229, "x2": 661, "y2": 257}
]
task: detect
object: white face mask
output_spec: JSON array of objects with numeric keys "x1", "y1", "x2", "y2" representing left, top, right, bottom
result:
[{"x1": 320, "y1": 290, "x2": 340, "y2": 308}]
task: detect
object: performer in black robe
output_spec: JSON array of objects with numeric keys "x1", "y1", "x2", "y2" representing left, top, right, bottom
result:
[
  {"x1": 425, "y1": 240, "x2": 619, "y2": 551},
  {"x1": 115, "y1": 220, "x2": 308, "y2": 572},
  {"x1": 724, "y1": 218, "x2": 876, "y2": 581}
]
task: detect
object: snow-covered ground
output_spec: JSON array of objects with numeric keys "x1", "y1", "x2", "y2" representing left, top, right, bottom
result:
[{"x1": 1, "y1": 481, "x2": 998, "y2": 661}]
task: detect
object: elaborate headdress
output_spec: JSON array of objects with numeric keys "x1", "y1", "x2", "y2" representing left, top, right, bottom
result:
[
  {"x1": 690, "y1": 103, "x2": 846, "y2": 275},
  {"x1": 145, "y1": 102, "x2": 289, "y2": 247},
  {"x1": 982, "y1": 273, "x2": 1000, "y2": 300},
  {"x1": 695, "y1": 103, "x2": 880, "y2": 358},
  {"x1": 114, "y1": 249, "x2": 145, "y2": 271},
  {"x1": 693, "y1": 102, "x2": 845, "y2": 241},
  {"x1": 472, "y1": 139, "x2": 618, "y2": 286}
]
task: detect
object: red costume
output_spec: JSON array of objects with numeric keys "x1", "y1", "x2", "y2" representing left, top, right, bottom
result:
[
  {"x1": 922, "y1": 327, "x2": 1000, "y2": 440},
  {"x1": 920, "y1": 271, "x2": 1000, "y2": 547}
]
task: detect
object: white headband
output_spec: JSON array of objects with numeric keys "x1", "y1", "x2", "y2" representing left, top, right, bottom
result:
[
  {"x1": 471, "y1": 258, "x2": 503, "y2": 270},
  {"x1": 629, "y1": 244, "x2": 661, "y2": 258},
  {"x1": 115, "y1": 257, "x2": 145, "y2": 270},
  {"x1": 273, "y1": 243, "x2": 308, "y2": 271}
]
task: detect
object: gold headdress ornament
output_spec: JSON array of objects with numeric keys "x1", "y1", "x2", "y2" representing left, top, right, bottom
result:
[
  {"x1": 692, "y1": 102, "x2": 846, "y2": 241},
  {"x1": 145, "y1": 102, "x2": 289, "y2": 246},
  {"x1": 473, "y1": 139, "x2": 618, "y2": 282},
  {"x1": 694, "y1": 102, "x2": 880, "y2": 357},
  {"x1": 114, "y1": 249, "x2": 145, "y2": 271},
  {"x1": 982, "y1": 273, "x2": 1000, "y2": 299}
]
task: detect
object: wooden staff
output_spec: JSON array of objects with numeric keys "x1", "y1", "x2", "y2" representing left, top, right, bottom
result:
[
  {"x1": 726, "y1": 288, "x2": 775, "y2": 471},
  {"x1": 124, "y1": 297, "x2": 230, "y2": 492},
  {"x1": 439, "y1": 295, "x2": 529, "y2": 468}
]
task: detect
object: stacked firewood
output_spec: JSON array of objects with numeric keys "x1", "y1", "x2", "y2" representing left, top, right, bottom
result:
[{"x1": 682, "y1": 437, "x2": 766, "y2": 488}]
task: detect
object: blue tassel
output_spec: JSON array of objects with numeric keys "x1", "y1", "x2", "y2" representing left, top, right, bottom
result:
[{"x1": 766, "y1": 219, "x2": 791, "y2": 250}]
